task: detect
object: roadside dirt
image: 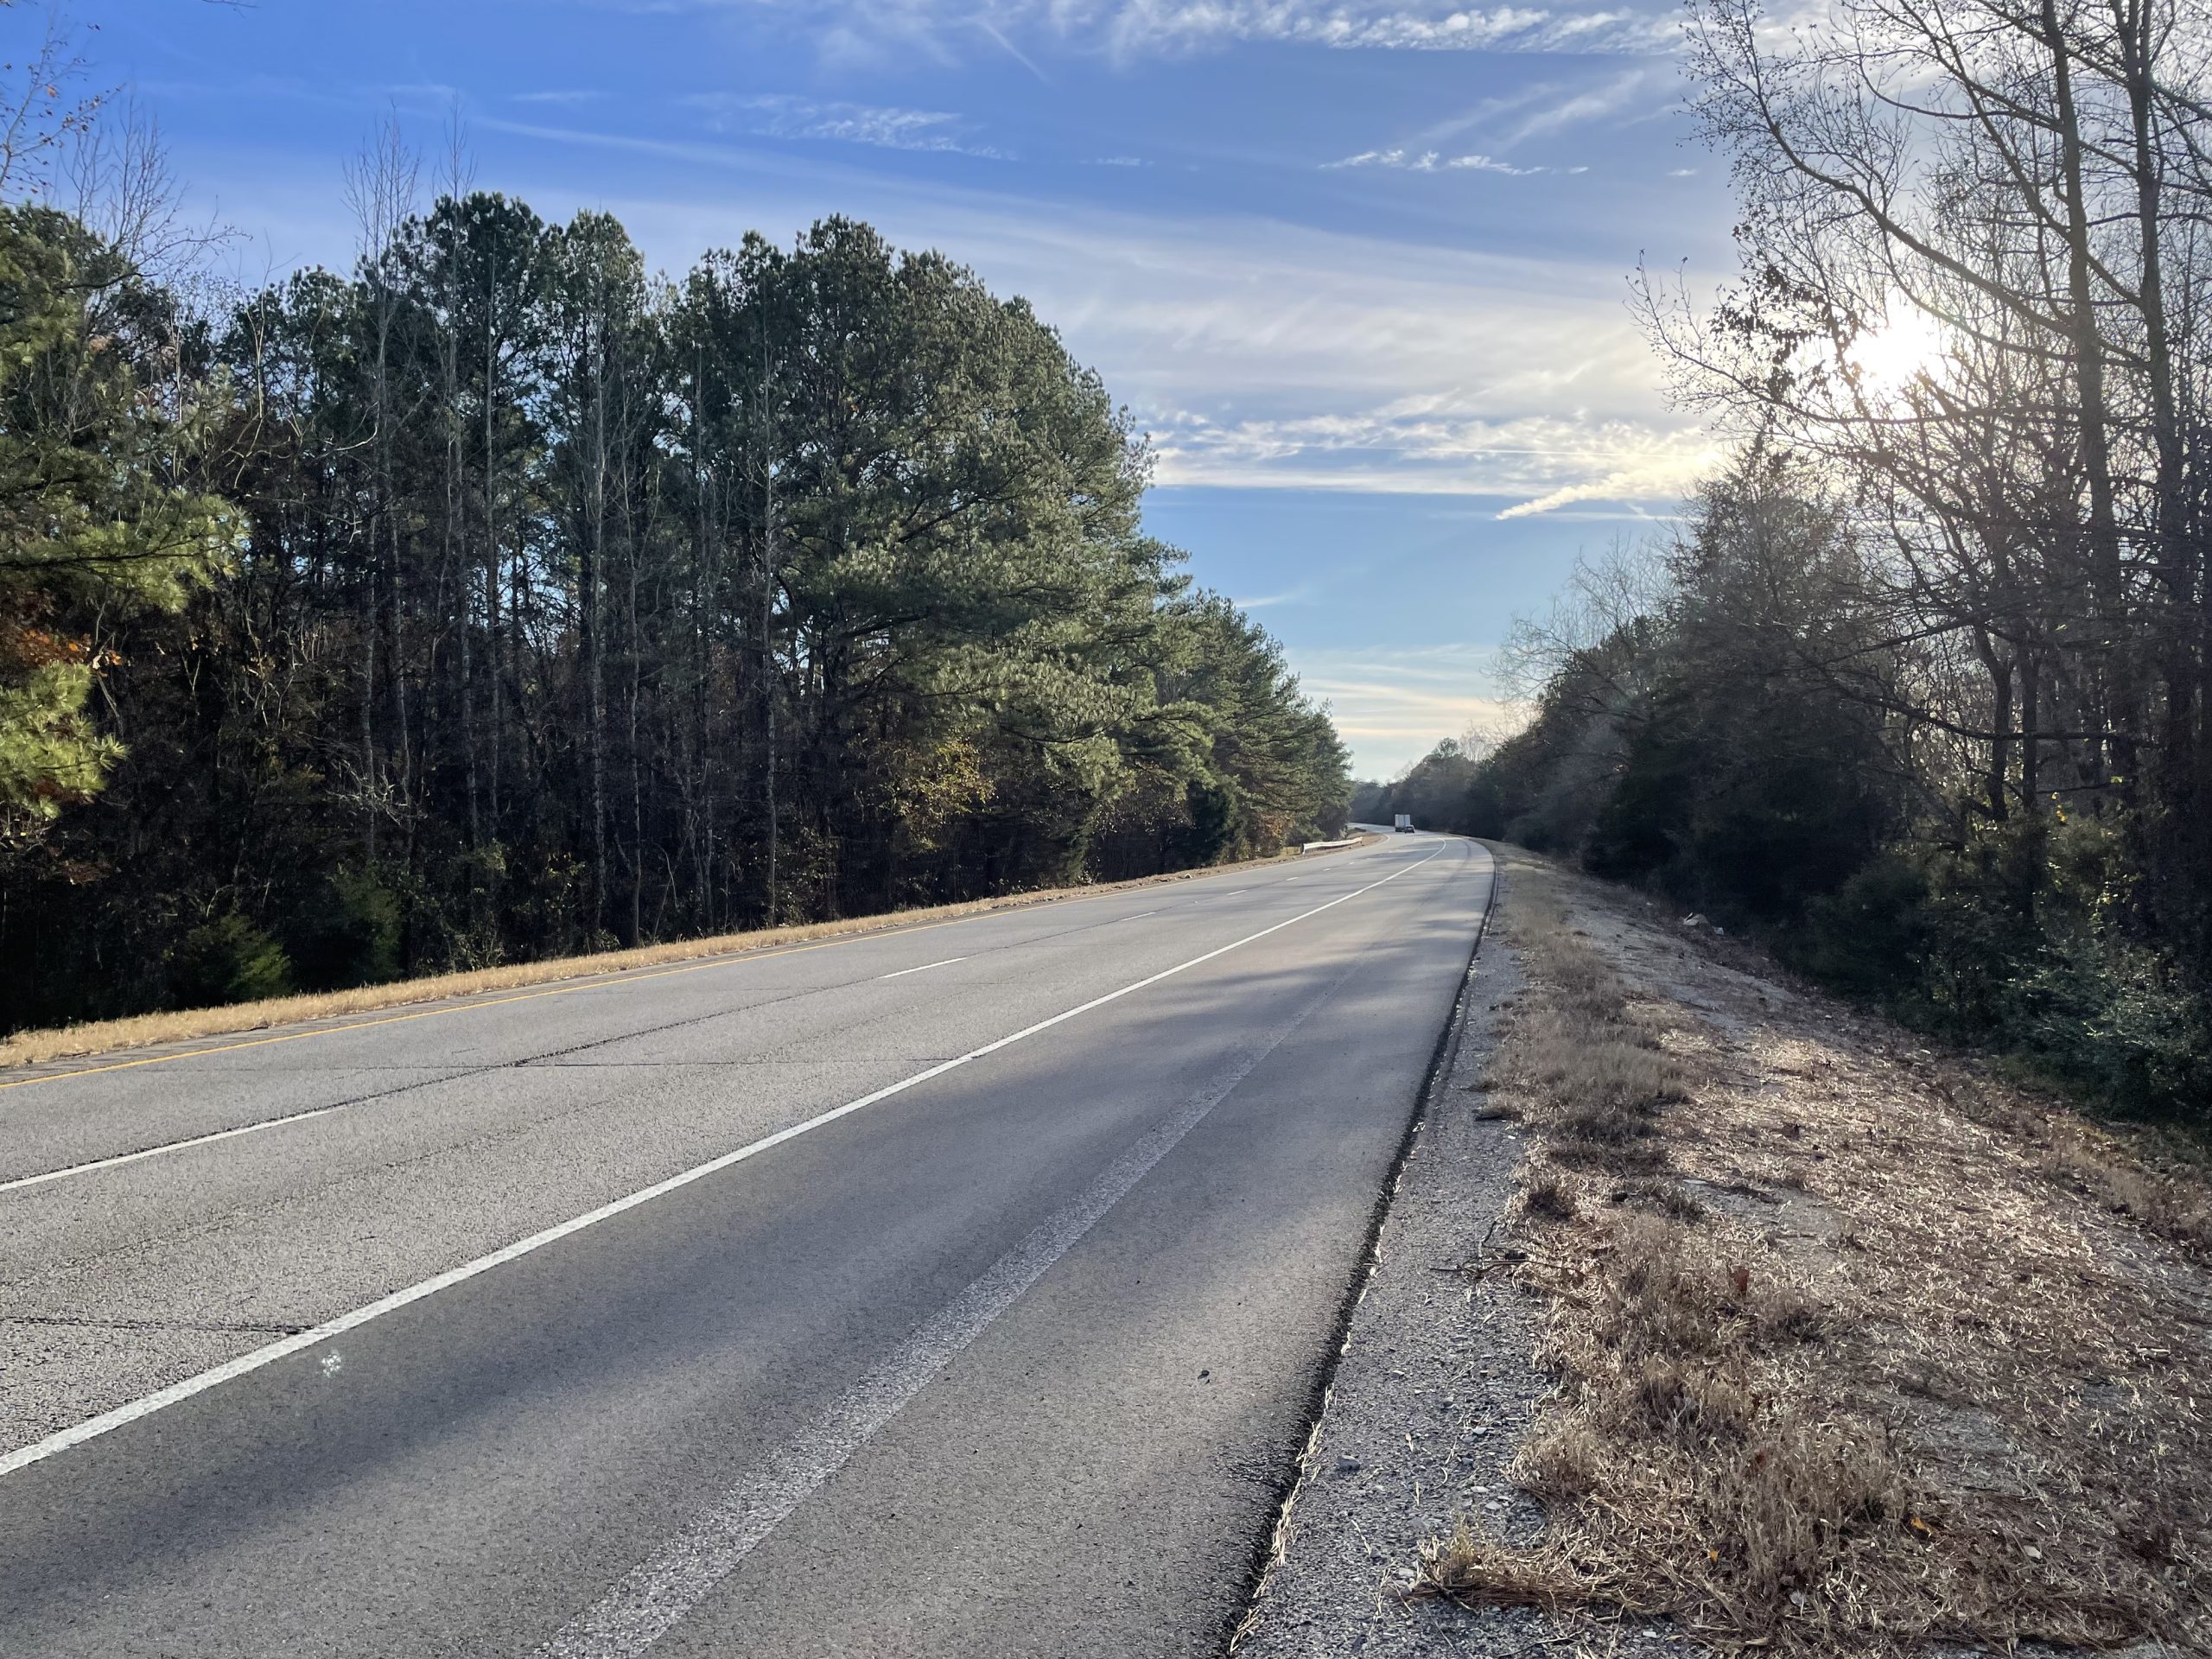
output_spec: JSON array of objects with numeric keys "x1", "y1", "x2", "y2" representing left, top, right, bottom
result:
[{"x1": 1234, "y1": 842, "x2": 2209, "y2": 1658}]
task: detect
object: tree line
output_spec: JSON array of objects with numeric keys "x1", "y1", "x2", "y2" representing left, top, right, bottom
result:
[
  {"x1": 0, "y1": 168, "x2": 1348, "y2": 1031},
  {"x1": 1368, "y1": 0, "x2": 2212, "y2": 1116}
]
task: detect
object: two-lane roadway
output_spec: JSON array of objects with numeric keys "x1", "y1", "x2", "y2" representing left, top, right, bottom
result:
[{"x1": 0, "y1": 833, "x2": 1493, "y2": 1658}]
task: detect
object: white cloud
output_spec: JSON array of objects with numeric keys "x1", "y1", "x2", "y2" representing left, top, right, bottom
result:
[
  {"x1": 1234, "y1": 582, "x2": 1319, "y2": 608},
  {"x1": 512, "y1": 90, "x2": 607, "y2": 106},
  {"x1": 1497, "y1": 66, "x2": 1662, "y2": 144},
  {"x1": 1330, "y1": 65, "x2": 1667, "y2": 178},
  {"x1": 1327, "y1": 147, "x2": 1592, "y2": 175},
  {"x1": 1330, "y1": 148, "x2": 1439, "y2": 170},
  {"x1": 1448, "y1": 152, "x2": 1544, "y2": 174},
  {"x1": 185, "y1": 114, "x2": 1718, "y2": 518},
  {"x1": 971, "y1": 14, "x2": 1056, "y2": 82},
  {"x1": 721, "y1": 0, "x2": 1681, "y2": 63},
  {"x1": 1090, "y1": 1, "x2": 1683, "y2": 58},
  {"x1": 684, "y1": 92, "x2": 1010, "y2": 158},
  {"x1": 1491, "y1": 444, "x2": 1719, "y2": 517},
  {"x1": 1287, "y1": 644, "x2": 1523, "y2": 776},
  {"x1": 1325, "y1": 148, "x2": 1568, "y2": 174},
  {"x1": 1151, "y1": 404, "x2": 1720, "y2": 511},
  {"x1": 1420, "y1": 79, "x2": 1575, "y2": 143}
]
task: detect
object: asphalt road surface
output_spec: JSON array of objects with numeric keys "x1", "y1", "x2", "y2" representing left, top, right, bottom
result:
[{"x1": 0, "y1": 834, "x2": 1494, "y2": 1658}]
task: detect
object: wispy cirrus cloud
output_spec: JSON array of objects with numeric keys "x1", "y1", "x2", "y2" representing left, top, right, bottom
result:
[
  {"x1": 1150, "y1": 403, "x2": 1720, "y2": 516},
  {"x1": 1286, "y1": 643, "x2": 1524, "y2": 773},
  {"x1": 1128, "y1": 0, "x2": 1681, "y2": 56},
  {"x1": 1494, "y1": 456, "x2": 1709, "y2": 518},
  {"x1": 721, "y1": 0, "x2": 1681, "y2": 65},
  {"x1": 1408, "y1": 65, "x2": 1671, "y2": 149},
  {"x1": 1234, "y1": 582, "x2": 1320, "y2": 608},
  {"x1": 684, "y1": 92, "x2": 1010, "y2": 158},
  {"x1": 1331, "y1": 65, "x2": 1667, "y2": 178},
  {"x1": 1325, "y1": 148, "x2": 1585, "y2": 175},
  {"x1": 1495, "y1": 66, "x2": 1667, "y2": 144}
]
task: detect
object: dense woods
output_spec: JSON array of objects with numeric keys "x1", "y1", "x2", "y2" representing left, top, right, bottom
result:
[
  {"x1": 0, "y1": 175, "x2": 1348, "y2": 1033},
  {"x1": 1367, "y1": 0, "x2": 2212, "y2": 1116}
]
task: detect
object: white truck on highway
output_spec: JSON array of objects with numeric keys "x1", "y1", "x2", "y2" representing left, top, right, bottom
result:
[{"x1": 1393, "y1": 813, "x2": 1414, "y2": 833}]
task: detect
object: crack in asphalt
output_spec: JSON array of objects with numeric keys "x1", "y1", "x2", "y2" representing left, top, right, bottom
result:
[{"x1": 0, "y1": 1313, "x2": 307, "y2": 1337}]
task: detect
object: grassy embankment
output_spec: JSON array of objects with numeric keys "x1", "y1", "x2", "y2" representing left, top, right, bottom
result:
[{"x1": 1414, "y1": 846, "x2": 2209, "y2": 1653}]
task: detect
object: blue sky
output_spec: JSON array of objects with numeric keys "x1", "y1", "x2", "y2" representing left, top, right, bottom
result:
[{"x1": 58, "y1": 0, "x2": 1738, "y2": 776}]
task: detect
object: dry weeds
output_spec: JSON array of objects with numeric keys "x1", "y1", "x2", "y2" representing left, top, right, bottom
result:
[
  {"x1": 0, "y1": 840, "x2": 1370, "y2": 1072},
  {"x1": 1410, "y1": 848, "x2": 2211, "y2": 1654}
]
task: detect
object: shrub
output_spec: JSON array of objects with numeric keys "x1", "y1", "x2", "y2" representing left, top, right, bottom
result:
[
  {"x1": 285, "y1": 866, "x2": 404, "y2": 991},
  {"x1": 168, "y1": 911, "x2": 294, "y2": 1007},
  {"x1": 1793, "y1": 854, "x2": 1929, "y2": 998}
]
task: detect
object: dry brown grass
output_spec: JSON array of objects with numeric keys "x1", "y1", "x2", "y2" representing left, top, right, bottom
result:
[
  {"x1": 1982, "y1": 1096, "x2": 2212, "y2": 1257},
  {"x1": 1522, "y1": 1172, "x2": 1579, "y2": 1224},
  {"x1": 1484, "y1": 920, "x2": 1688, "y2": 1180},
  {"x1": 0, "y1": 840, "x2": 1370, "y2": 1072},
  {"x1": 1409, "y1": 848, "x2": 2212, "y2": 1654}
]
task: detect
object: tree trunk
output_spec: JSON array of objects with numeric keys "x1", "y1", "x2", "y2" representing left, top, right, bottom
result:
[{"x1": 2042, "y1": 0, "x2": 2134, "y2": 797}]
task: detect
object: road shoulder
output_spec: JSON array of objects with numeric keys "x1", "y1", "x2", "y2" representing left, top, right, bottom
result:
[
  {"x1": 1231, "y1": 861, "x2": 1627, "y2": 1658},
  {"x1": 1238, "y1": 842, "x2": 2209, "y2": 1658}
]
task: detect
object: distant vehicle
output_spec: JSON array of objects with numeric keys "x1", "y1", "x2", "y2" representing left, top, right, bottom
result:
[{"x1": 1394, "y1": 813, "x2": 1414, "y2": 833}]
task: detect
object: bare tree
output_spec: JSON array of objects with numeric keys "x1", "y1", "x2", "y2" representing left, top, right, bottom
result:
[
  {"x1": 342, "y1": 114, "x2": 421, "y2": 860},
  {"x1": 1647, "y1": 0, "x2": 2211, "y2": 818},
  {"x1": 0, "y1": 1, "x2": 98, "y2": 202}
]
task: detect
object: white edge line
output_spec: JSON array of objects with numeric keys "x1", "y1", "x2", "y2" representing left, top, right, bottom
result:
[
  {"x1": 0, "y1": 1105, "x2": 348, "y2": 1195},
  {"x1": 877, "y1": 957, "x2": 967, "y2": 980},
  {"x1": 0, "y1": 844, "x2": 1446, "y2": 1483}
]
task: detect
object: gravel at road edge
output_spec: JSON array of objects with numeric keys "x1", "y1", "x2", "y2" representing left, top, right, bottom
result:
[
  {"x1": 1229, "y1": 902, "x2": 1554, "y2": 1658},
  {"x1": 1230, "y1": 876, "x2": 1688, "y2": 1659}
]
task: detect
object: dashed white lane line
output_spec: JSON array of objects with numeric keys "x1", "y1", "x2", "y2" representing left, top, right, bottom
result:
[
  {"x1": 877, "y1": 957, "x2": 967, "y2": 980},
  {"x1": 0, "y1": 854, "x2": 1390, "y2": 1195},
  {"x1": 0, "y1": 845, "x2": 1447, "y2": 1484},
  {"x1": 2, "y1": 847, "x2": 1388, "y2": 1101}
]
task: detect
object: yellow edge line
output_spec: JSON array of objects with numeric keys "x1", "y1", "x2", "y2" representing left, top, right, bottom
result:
[{"x1": 0, "y1": 906, "x2": 1043, "y2": 1095}]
